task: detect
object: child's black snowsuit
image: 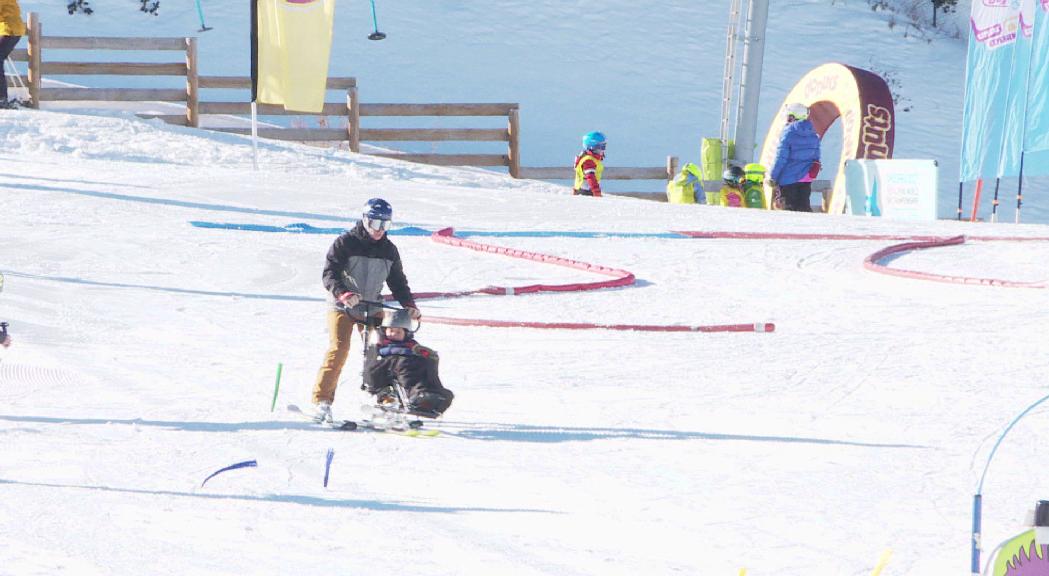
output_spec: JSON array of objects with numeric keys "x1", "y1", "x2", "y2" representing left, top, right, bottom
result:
[{"x1": 364, "y1": 337, "x2": 454, "y2": 416}]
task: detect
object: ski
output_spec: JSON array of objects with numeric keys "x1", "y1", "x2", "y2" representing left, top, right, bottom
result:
[
  {"x1": 357, "y1": 419, "x2": 440, "y2": 438},
  {"x1": 285, "y1": 403, "x2": 438, "y2": 436},
  {"x1": 358, "y1": 403, "x2": 441, "y2": 437},
  {"x1": 286, "y1": 403, "x2": 358, "y2": 430}
]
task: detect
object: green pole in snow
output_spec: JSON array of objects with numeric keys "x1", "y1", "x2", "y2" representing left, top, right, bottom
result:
[{"x1": 271, "y1": 362, "x2": 283, "y2": 412}]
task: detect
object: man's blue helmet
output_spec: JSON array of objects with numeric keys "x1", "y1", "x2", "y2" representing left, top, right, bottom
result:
[
  {"x1": 363, "y1": 198, "x2": 393, "y2": 221},
  {"x1": 582, "y1": 131, "x2": 607, "y2": 151}
]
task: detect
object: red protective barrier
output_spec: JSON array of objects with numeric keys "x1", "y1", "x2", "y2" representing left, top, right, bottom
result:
[
  {"x1": 426, "y1": 315, "x2": 775, "y2": 333},
  {"x1": 674, "y1": 230, "x2": 1049, "y2": 242},
  {"x1": 676, "y1": 230, "x2": 943, "y2": 241},
  {"x1": 413, "y1": 228, "x2": 773, "y2": 332},
  {"x1": 427, "y1": 227, "x2": 635, "y2": 293},
  {"x1": 863, "y1": 235, "x2": 1048, "y2": 288}
]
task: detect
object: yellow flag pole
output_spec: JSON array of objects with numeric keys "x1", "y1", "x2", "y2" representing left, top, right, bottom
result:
[{"x1": 870, "y1": 548, "x2": 893, "y2": 576}]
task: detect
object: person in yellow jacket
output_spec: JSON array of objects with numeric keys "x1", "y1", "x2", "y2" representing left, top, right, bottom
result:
[
  {"x1": 717, "y1": 165, "x2": 747, "y2": 208},
  {"x1": 666, "y1": 162, "x2": 703, "y2": 204},
  {"x1": 0, "y1": 0, "x2": 26, "y2": 108},
  {"x1": 573, "y1": 131, "x2": 606, "y2": 197},
  {"x1": 742, "y1": 163, "x2": 767, "y2": 208}
]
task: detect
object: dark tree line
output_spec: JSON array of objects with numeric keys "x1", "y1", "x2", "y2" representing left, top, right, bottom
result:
[
  {"x1": 931, "y1": 0, "x2": 959, "y2": 27},
  {"x1": 67, "y1": 1, "x2": 160, "y2": 16}
]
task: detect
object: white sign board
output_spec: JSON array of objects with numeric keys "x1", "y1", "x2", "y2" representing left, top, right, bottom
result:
[{"x1": 844, "y1": 159, "x2": 938, "y2": 221}]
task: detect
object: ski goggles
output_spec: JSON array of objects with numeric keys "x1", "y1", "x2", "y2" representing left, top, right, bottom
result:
[{"x1": 364, "y1": 217, "x2": 392, "y2": 232}]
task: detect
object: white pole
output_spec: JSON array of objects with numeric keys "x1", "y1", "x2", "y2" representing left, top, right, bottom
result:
[
  {"x1": 719, "y1": 0, "x2": 743, "y2": 171},
  {"x1": 733, "y1": 0, "x2": 769, "y2": 165},
  {"x1": 251, "y1": 101, "x2": 259, "y2": 171},
  {"x1": 5, "y1": 57, "x2": 26, "y2": 90}
]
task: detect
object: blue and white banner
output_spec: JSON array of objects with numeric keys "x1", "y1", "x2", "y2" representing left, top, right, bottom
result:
[
  {"x1": 961, "y1": 0, "x2": 1033, "y2": 181},
  {"x1": 961, "y1": 0, "x2": 1049, "y2": 180},
  {"x1": 1022, "y1": 1, "x2": 1049, "y2": 171}
]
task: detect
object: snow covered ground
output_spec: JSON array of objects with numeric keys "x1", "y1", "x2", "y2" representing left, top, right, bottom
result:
[
  {"x1": 4, "y1": 1, "x2": 1049, "y2": 573},
  {"x1": 2, "y1": 109, "x2": 1049, "y2": 575}
]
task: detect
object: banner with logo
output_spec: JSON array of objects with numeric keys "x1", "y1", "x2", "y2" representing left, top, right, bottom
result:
[
  {"x1": 960, "y1": 0, "x2": 1030, "y2": 180},
  {"x1": 251, "y1": 0, "x2": 336, "y2": 113},
  {"x1": 960, "y1": 0, "x2": 1049, "y2": 180},
  {"x1": 1022, "y1": 1, "x2": 1049, "y2": 172},
  {"x1": 844, "y1": 159, "x2": 938, "y2": 221}
]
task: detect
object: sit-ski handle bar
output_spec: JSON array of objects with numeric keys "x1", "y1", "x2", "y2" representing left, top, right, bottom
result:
[{"x1": 335, "y1": 300, "x2": 419, "y2": 331}]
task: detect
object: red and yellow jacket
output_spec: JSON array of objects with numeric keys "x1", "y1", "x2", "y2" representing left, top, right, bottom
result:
[{"x1": 573, "y1": 152, "x2": 604, "y2": 197}]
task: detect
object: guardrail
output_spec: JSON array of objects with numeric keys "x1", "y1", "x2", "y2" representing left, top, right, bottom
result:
[{"x1": 11, "y1": 12, "x2": 518, "y2": 172}]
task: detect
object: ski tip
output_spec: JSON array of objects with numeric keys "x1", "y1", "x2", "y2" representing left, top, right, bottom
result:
[{"x1": 400, "y1": 427, "x2": 440, "y2": 438}]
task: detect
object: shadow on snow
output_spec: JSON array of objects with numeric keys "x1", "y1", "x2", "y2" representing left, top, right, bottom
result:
[
  {"x1": 0, "y1": 478, "x2": 552, "y2": 514},
  {"x1": 0, "y1": 180, "x2": 349, "y2": 222},
  {"x1": 1, "y1": 270, "x2": 323, "y2": 302},
  {"x1": 0, "y1": 414, "x2": 927, "y2": 449}
]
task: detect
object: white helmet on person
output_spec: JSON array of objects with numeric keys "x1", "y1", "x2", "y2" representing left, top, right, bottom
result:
[
  {"x1": 380, "y1": 308, "x2": 419, "y2": 337},
  {"x1": 784, "y1": 103, "x2": 809, "y2": 122}
]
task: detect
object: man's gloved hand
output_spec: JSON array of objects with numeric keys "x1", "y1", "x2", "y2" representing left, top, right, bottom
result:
[
  {"x1": 766, "y1": 178, "x2": 778, "y2": 189},
  {"x1": 337, "y1": 291, "x2": 361, "y2": 307},
  {"x1": 405, "y1": 306, "x2": 422, "y2": 320}
]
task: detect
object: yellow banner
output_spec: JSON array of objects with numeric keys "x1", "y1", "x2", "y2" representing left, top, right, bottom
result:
[{"x1": 257, "y1": 0, "x2": 336, "y2": 113}]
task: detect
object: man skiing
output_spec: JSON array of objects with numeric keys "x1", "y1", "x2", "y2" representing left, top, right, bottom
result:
[
  {"x1": 307, "y1": 198, "x2": 421, "y2": 423},
  {"x1": 364, "y1": 308, "x2": 454, "y2": 417},
  {"x1": 573, "y1": 131, "x2": 607, "y2": 197}
]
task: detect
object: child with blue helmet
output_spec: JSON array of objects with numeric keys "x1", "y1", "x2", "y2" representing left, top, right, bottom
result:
[{"x1": 573, "y1": 131, "x2": 607, "y2": 197}]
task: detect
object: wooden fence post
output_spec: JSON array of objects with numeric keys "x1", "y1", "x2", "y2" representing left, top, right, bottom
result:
[
  {"x1": 666, "y1": 155, "x2": 678, "y2": 180},
  {"x1": 27, "y1": 12, "x2": 41, "y2": 108},
  {"x1": 508, "y1": 107, "x2": 520, "y2": 178},
  {"x1": 347, "y1": 85, "x2": 360, "y2": 152},
  {"x1": 185, "y1": 37, "x2": 199, "y2": 127}
]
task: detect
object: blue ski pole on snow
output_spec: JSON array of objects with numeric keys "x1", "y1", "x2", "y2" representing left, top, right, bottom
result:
[
  {"x1": 195, "y1": 0, "x2": 212, "y2": 32},
  {"x1": 368, "y1": 0, "x2": 386, "y2": 40}
]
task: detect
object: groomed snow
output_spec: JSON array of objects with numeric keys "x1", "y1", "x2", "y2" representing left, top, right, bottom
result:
[
  {"x1": 4, "y1": 0, "x2": 1049, "y2": 573},
  {"x1": 2, "y1": 108, "x2": 1049, "y2": 575}
]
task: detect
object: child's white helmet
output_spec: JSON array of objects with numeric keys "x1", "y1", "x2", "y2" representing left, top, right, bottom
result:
[
  {"x1": 381, "y1": 309, "x2": 420, "y2": 333},
  {"x1": 784, "y1": 103, "x2": 809, "y2": 122}
]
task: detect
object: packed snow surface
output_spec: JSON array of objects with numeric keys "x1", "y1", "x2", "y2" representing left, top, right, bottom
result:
[{"x1": 4, "y1": 1, "x2": 1049, "y2": 573}]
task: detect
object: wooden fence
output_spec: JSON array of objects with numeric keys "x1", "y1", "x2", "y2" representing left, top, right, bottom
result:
[
  {"x1": 8, "y1": 12, "x2": 673, "y2": 194},
  {"x1": 521, "y1": 156, "x2": 678, "y2": 198},
  {"x1": 355, "y1": 98, "x2": 521, "y2": 175}
]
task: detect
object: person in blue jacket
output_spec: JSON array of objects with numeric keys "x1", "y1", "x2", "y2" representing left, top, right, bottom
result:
[{"x1": 768, "y1": 103, "x2": 821, "y2": 212}]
